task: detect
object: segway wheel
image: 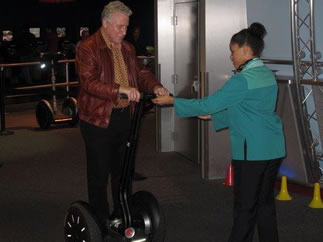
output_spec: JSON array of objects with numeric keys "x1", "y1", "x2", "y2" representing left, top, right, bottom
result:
[
  {"x1": 61, "y1": 97, "x2": 79, "y2": 127},
  {"x1": 132, "y1": 191, "x2": 166, "y2": 242},
  {"x1": 35, "y1": 100, "x2": 53, "y2": 129},
  {"x1": 64, "y1": 201, "x2": 103, "y2": 242}
]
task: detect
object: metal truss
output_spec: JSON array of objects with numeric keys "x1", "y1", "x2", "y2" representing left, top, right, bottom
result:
[{"x1": 290, "y1": 0, "x2": 322, "y2": 182}]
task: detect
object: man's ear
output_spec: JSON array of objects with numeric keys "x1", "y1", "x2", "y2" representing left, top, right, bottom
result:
[{"x1": 102, "y1": 18, "x2": 109, "y2": 28}]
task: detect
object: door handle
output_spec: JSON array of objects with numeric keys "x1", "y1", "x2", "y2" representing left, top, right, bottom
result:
[{"x1": 192, "y1": 80, "x2": 199, "y2": 93}]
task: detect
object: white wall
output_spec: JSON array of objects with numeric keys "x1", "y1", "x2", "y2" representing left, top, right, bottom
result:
[{"x1": 246, "y1": 0, "x2": 292, "y2": 75}]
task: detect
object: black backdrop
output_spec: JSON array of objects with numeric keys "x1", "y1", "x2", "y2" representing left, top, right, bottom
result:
[{"x1": 0, "y1": 0, "x2": 155, "y2": 45}]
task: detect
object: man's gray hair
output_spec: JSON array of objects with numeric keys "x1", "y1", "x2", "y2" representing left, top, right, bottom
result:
[{"x1": 101, "y1": 1, "x2": 132, "y2": 21}]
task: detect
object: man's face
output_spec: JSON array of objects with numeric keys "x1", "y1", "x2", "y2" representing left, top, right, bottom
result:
[
  {"x1": 102, "y1": 11, "x2": 129, "y2": 44},
  {"x1": 133, "y1": 27, "x2": 140, "y2": 40},
  {"x1": 82, "y1": 30, "x2": 89, "y2": 39}
]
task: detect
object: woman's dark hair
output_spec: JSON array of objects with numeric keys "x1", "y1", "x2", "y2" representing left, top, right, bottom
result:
[{"x1": 230, "y1": 22, "x2": 267, "y2": 57}]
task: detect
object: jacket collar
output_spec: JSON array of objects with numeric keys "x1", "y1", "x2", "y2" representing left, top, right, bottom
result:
[
  {"x1": 241, "y1": 58, "x2": 264, "y2": 72},
  {"x1": 100, "y1": 28, "x2": 122, "y2": 50}
]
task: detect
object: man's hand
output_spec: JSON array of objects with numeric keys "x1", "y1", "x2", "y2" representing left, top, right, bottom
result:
[
  {"x1": 119, "y1": 87, "x2": 140, "y2": 102},
  {"x1": 153, "y1": 87, "x2": 169, "y2": 96}
]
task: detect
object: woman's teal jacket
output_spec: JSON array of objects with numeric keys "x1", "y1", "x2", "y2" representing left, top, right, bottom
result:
[{"x1": 174, "y1": 58, "x2": 286, "y2": 161}]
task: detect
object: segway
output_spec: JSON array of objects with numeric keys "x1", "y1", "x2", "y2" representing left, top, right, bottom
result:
[
  {"x1": 64, "y1": 93, "x2": 166, "y2": 242},
  {"x1": 35, "y1": 54, "x2": 78, "y2": 129}
]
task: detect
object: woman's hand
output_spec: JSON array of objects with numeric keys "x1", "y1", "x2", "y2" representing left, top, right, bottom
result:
[
  {"x1": 119, "y1": 87, "x2": 140, "y2": 102},
  {"x1": 198, "y1": 115, "x2": 211, "y2": 120},
  {"x1": 152, "y1": 95, "x2": 174, "y2": 105}
]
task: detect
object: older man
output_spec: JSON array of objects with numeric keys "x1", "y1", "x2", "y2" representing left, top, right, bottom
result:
[{"x1": 76, "y1": 1, "x2": 168, "y2": 225}]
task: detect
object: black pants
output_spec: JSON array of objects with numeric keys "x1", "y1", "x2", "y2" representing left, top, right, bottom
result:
[
  {"x1": 80, "y1": 107, "x2": 131, "y2": 223},
  {"x1": 229, "y1": 159, "x2": 282, "y2": 242}
]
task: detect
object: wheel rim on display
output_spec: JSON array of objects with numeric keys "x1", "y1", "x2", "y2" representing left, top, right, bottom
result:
[
  {"x1": 64, "y1": 207, "x2": 88, "y2": 241},
  {"x1": 64, "y1": 202, "x2": 103, "y2": 242}
]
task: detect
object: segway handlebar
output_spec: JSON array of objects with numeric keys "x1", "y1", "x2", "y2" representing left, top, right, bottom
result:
[{"x1": 119, "y1": 92, "x2": 172, "y2": 100}]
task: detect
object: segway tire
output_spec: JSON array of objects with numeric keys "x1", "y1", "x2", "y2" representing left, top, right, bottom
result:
[
  {"x1": 132, "y1": 191, "x2": 166, "y2": 242},
  {"x1": 61, "y1": 97, "x2": 79, "y2": 127},
  {"x1": 64, "y1": 201, "x2": 103, "y2": 242},
  {"x1": 36, "y1": 100, "x2": 53, "y2": 129}
]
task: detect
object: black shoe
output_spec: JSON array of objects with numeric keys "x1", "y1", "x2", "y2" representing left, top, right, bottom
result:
[{"x1": 133, "y1": 172, "x2": 147, "y2": 181}]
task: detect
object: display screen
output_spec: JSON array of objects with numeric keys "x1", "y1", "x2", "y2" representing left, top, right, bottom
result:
[
  {"x1": 56, "y1": 27, "x2": 66, "y2": 38},
  {"x1": 29, "y1": 28, "x2": 40, "y2": 38},
  {"x1": 2, "y1": 30, "x2": 13, "y2": 41}
]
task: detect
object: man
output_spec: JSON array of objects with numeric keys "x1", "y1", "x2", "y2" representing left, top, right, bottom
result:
[
  {"x1": 75, "y1": 29, "x2": 90, "y2": 52},
  {"x1": 128, "y1": 26, "x2": 148, "y2": 56},
  {"x1": 81, "y1": 29, "x2": 90, "y2": 41},
  {"x1": 75, "y1": 1, "x2": 168, "y2": 226},
  {"x1": 43, "y1": 26, "x2": 58, "y2": 54},
  {"x1": 16, "y1": 25, "x2": 38, "y2": 85}
]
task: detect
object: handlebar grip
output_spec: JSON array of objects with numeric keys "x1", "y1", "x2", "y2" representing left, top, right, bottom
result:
[
  {"x1": 119, "y1": 93, "x2": 155, "y2": 100},
  {"x1": 118, "y1": 92, "x2": 173, "y2": 100}
]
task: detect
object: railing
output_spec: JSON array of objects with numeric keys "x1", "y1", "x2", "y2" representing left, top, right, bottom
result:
[
  {"x1": 263, "y1": 58, "x2": 323, "y2": 68},
  {"x1": 0, "y1": 56, "x2": 155, "y2": 136},
  {"x1": 263, "y1": 58, "x2": 323, "y2": 86},
  {"x1": 0, "y1": 58, "x2": 78, "y2": 136}
]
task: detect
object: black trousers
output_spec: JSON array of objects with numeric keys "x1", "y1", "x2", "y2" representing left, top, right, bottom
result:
[
  {"x1": 229, "y1": 159, "x2": 282, "y2": 242},
  {"x1": 80, "y1": 107, "x2": 131, "y2": 223}
]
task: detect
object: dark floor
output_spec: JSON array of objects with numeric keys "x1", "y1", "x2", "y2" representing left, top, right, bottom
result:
[{"x1": 0, "y1": 102, "x2": 323, "y2": 242}]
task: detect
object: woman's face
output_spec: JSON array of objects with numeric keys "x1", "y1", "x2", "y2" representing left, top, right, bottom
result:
[{"x1": 230, "y1": 43, "x2": 249, "y2": 70}]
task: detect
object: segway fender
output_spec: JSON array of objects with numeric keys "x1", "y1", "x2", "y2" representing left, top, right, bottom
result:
[
  {"x1": 61, "y1": 97, "x2": 79, "y2": 126},
  {"x1": 132, "y1": 191, "x2": 166, "y2": 241},
  {"x1": 35, "y1": 99, "x2": 54, "y2": 129}
]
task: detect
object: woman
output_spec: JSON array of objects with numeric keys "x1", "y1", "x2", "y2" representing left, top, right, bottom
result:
[{"x1": 153, "y1": 22, "x2": 285, "y2": 242}]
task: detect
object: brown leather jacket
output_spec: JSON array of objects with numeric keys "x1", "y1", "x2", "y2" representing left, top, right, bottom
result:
[{"x1": 76, "y1": 30, "x2": 162, "y2": 128}]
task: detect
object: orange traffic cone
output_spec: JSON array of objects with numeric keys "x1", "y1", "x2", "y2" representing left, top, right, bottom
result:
[
  {"x1": 308, "y1": 183, "x2": 323, "y2": 209},
  {"x1": 223, "y1": 163, "x2": 234, "y2": 187}
]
